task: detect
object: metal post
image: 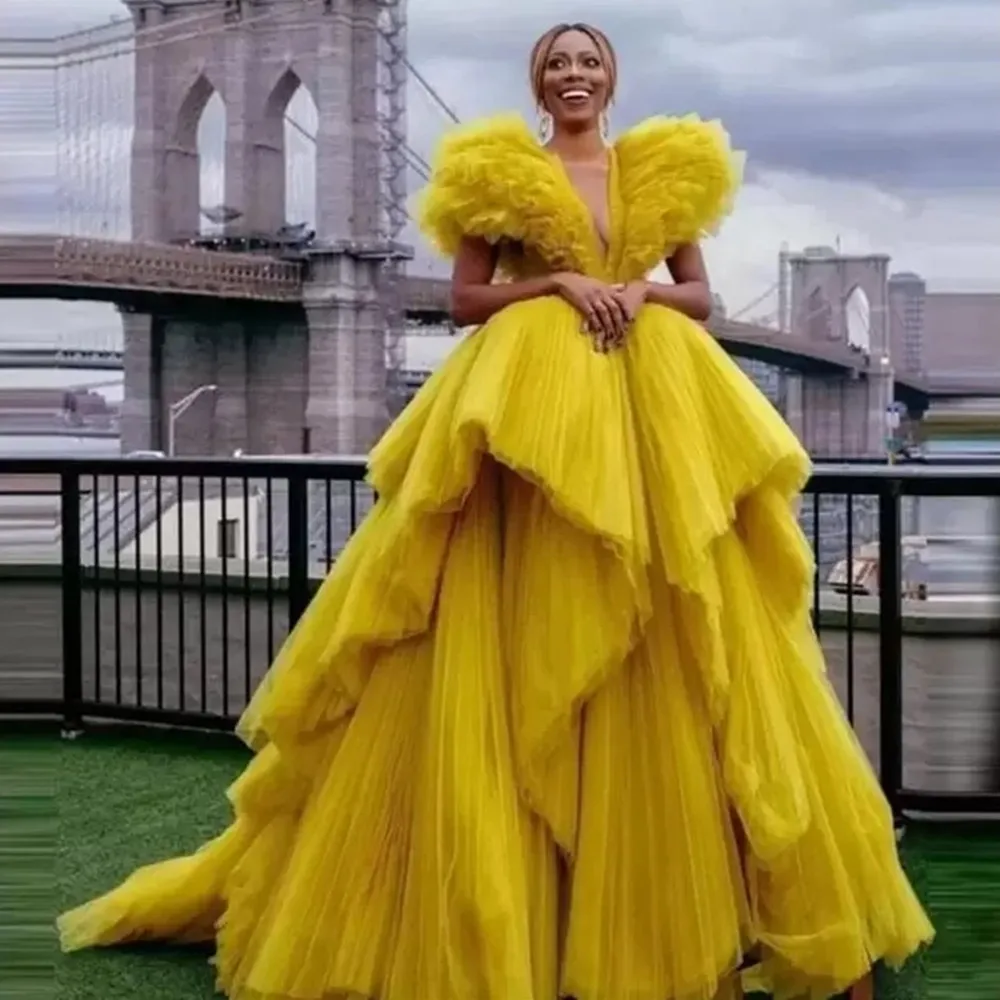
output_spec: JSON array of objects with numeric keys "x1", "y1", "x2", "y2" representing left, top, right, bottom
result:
[
  {"x1": 286, "y1": 472, "x2": 310, "y2": 625},
  {"x1": 878, "y1": 480, "x2": 904, "y2": 818},
  {"x1": 60, "y1": 470, "x2": 83, "y2": 733}
]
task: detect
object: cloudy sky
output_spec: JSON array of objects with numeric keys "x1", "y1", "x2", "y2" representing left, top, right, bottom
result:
[{"x1": 1, "y1": 0, "x2": 998, "y2": 350}]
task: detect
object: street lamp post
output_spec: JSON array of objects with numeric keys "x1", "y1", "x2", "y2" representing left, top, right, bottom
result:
[{"x1": 166, "y1": 384, "x2": 217, "y2": 456}]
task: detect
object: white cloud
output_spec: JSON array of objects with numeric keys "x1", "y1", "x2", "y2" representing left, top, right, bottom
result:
[{"x1": 703, "y1": 177, "x2": 1000, "y2": 315}]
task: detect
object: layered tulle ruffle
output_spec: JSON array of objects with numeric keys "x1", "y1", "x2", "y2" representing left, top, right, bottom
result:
[{"x1": 58, "y1": 298, "x2": 933, "y2": 999}]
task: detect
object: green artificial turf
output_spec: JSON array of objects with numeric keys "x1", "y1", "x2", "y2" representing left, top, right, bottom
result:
[
  {"x1": 1, "y1": 728, "x2": 996, "y2": 999},
  {"x1": 900, "y1": 822, "x2": 1000, "y2": 1000},
  {"x1": 54, "y1": 729, "x2": 249, "y2": 1000}
]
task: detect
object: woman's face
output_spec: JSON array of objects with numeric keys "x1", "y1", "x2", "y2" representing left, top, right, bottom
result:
[{"x1": 539, "y1": 28, "x2": 610, "y2": 130}]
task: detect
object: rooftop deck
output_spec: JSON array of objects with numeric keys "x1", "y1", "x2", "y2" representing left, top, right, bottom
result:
[
  {"x1": 2, "y1": 456, "x2": 1000, "y2": 999},
  {"x1": 0, "y1": 726, "x2": 990, "y2": 1000}
]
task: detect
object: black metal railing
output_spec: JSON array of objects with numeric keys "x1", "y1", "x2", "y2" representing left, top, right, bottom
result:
[
  {"x1": 805, "y1": 463, "x2": 1000, "y2": 817},
  {"x1": 1, "y1": 455, "x2": 999, "y2": 819}
]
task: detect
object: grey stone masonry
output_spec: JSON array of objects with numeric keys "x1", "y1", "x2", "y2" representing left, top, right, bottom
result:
[
  {"x1": 304, "y1": 252, "x2": 388, "y2": 454},
  {"x1": 123, "y1": 0, "x2": 381, "y2": 244},
  {"x1": 782, "y1": 250, "x2": 894, "y2": 459},
  {"x1": 122, "y1": 0, "x2": 399, "y2": 455},
  {"x1": 119, "y1": 309, "x2": 161, "y2": 453}
]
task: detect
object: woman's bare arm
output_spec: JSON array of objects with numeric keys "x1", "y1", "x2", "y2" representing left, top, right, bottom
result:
[
  {"x1": 638, "y1": 243, "x2": 713, "y2": 322},
  {"x1": 450, "y1": 236, "x2": 560, "y2": 326}
]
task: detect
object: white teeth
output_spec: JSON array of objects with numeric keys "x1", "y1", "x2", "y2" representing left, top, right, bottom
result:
[{"x1": 560, "y1": 89, "x2": 590, "y2": 100}]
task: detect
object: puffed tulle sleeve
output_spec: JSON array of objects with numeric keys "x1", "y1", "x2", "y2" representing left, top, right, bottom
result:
[
  {"x1": 615, "y1": 116, "x2": 744, "y2": 278},
  {"x1": 415, "y1": 114, "x2": 584, "y2": 271}
]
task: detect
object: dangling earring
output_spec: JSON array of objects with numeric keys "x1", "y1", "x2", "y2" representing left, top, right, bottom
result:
[
  {"x1": 537, "y1": 107, "x2": 553, "y2": 144},
  {"x1": 599, "y1": 109, "x2": 610, "y2": 142}
]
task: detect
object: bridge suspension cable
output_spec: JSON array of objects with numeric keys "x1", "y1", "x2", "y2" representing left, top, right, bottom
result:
[
  {"x1": 49, "y1": 0, "x2": 456, "y2": 243},
  {"x1": 404, "y1": 58, "x2": 460, "y2": 125},
  {"x1": 14, "y1": 0, "x2": 463, "y2": 369},
  {"x1": 730, "y1": 282, "x2": 778, "y2": 322},
  {"x1": 286, "y1": 110, "x2": 430, "y2": 180}
]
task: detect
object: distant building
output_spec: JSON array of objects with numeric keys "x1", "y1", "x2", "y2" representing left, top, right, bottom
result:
[
  {"x1": 924, "y1": 291, "x2": 1000, "y2": 375},
  {"x1": 888, "y1": 272, "x2": 926, "y2": 376},
  {"x1": 76, "y1": 474, "x2": 375, "y2": 568},
  {"x1": 889, "y1": 273, "x2": 1000, "y2": 378}
]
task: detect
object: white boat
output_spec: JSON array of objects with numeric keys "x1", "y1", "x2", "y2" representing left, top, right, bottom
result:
[{"x1": 827, "y1": 534, "x2": 998, "y2": 599}]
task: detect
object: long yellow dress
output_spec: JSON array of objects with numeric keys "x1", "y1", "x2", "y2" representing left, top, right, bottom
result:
[{"x1": 58, "y1": 114, "x2": 933, "y2": 1000}]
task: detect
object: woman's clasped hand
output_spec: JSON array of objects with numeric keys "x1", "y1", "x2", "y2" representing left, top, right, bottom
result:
[{"x1": 552, "y1": 272, "x2": 647, "y2": 351}]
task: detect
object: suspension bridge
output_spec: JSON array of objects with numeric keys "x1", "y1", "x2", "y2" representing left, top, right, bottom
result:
[{"x1": 0, "y1": 0, "x2": 993, "y2": 458}]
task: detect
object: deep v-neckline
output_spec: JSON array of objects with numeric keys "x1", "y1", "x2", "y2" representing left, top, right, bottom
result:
[
  {"x1": 561, "y1": 156, "x2": 612, "y2": 253},
  {"x1": 544, "y1": 144, "x2": 619, "y2": 277}
]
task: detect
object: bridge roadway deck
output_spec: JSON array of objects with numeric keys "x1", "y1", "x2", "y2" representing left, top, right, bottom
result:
[{"x1": 1, "y1": 233, "x2": 993, "y2": 401}]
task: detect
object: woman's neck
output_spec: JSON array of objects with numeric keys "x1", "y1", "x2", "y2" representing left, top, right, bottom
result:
[{"x1": 547, "y1": 124, "x2": 606, "y2": 163}]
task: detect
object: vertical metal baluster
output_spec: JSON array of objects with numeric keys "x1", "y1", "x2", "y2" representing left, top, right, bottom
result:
[
  {"x1": 243, "y1": 476, "x2": 252, "y2": 714},
  {"x1": 133, "y1": 473, "x2": 142, "y2": 708},
  {"x1": 287, "y1": 472, "x2": 309, "y2": 626},
  {"x1": 811, "y1": 490, "x2": 821, "y2": 630},
  {"x1": 113, "y1": 474, "x2": 122, "y2": 704},
  {"x1": 878, "y1": 481, "x2": 904, "y2": 818},
  {"x1": 91, "y1": 473, "x2": 101, "y2": 704},
  {"x1": 155, "y1": 473, "x2": 163, "y2": 709},
  {"x1": 199, "y1": 476, "x2": 207, "y2": 713},
  {"x1": 221, "y1": 477, "x2": 229, "y2": 717},
  {"x1": 61, "y1": 471, "x2": 83, "y2": 731},
  {"x1": 177, "y1": 475, "x2": 186, "y2": 712},
  {"x1": 845, "y1": 491, "x2": 855, "y2": 726},
  {"x1": 266, "y1": 477, "x2": 274, "y2": 660},
  {"x1": 325, "y1": 476, "x2": 332, "y2": 568}
]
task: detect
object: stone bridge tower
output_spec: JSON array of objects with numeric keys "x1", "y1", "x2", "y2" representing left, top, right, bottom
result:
[
  {"x1": 781, "y1": 247, "x2": 894, "y2": 458},
  {"x1": 120, "y1": 0, "x2": 406, "y2": 456}
]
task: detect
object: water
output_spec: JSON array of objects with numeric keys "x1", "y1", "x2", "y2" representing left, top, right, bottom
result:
[
  {"x1": 0, "y1": 368, "x2": 123, "y2": 400},
  {"x1": 914, "y1": 495, "x2": 998, "y2": 538},
  {"x1": 0, "y1": 367, "x2": 121, "y2": 460}
]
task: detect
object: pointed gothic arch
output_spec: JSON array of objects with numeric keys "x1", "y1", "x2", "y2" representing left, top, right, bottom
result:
[
  {"x1": 844, "y1": 284, "x2": 871, "y2": 354},
  {"x1": 259, "y1": 67, "x2": 318, "y2": 230},
  {"x1": 173, "y1": 73, "x2": 221, "y2": 150}
]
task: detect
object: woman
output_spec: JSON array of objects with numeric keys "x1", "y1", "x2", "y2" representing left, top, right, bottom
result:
[{"x1": 59, "y1": 22, "x2": 933, "y2": 1000}]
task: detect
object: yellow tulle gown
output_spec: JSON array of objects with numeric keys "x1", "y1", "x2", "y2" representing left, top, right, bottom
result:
[{"x1": 59, "y1": 114, "x2": 933, "y2": 999}]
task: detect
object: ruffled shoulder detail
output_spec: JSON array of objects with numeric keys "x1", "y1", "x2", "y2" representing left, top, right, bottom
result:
[
  {"x1": 415, "y1": 114, "x2": 594, "y2": 272},
  {"x1": 615, "y1": 116, "x2": 744, "y2": 279}
]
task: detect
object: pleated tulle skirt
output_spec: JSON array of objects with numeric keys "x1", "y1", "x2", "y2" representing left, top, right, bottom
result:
[{"x1": 58, "y1": 297, "x2": 933, "y2": 999}]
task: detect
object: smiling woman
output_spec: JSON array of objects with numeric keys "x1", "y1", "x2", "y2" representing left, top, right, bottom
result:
[
  {"x1": 530, "y1": 22, "x2": 617, "y2": 140},
  {"x1": 57, "y1": 18, "x2": 931, "y2": 1000}
]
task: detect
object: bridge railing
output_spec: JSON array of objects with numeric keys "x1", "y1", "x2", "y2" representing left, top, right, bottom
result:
[
  {"x1": 0, "y1": 234, "x2": 305, "y2": 302},
  {"x1": 0, "y1": 455, "x2": 998, "y2": 818}
]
